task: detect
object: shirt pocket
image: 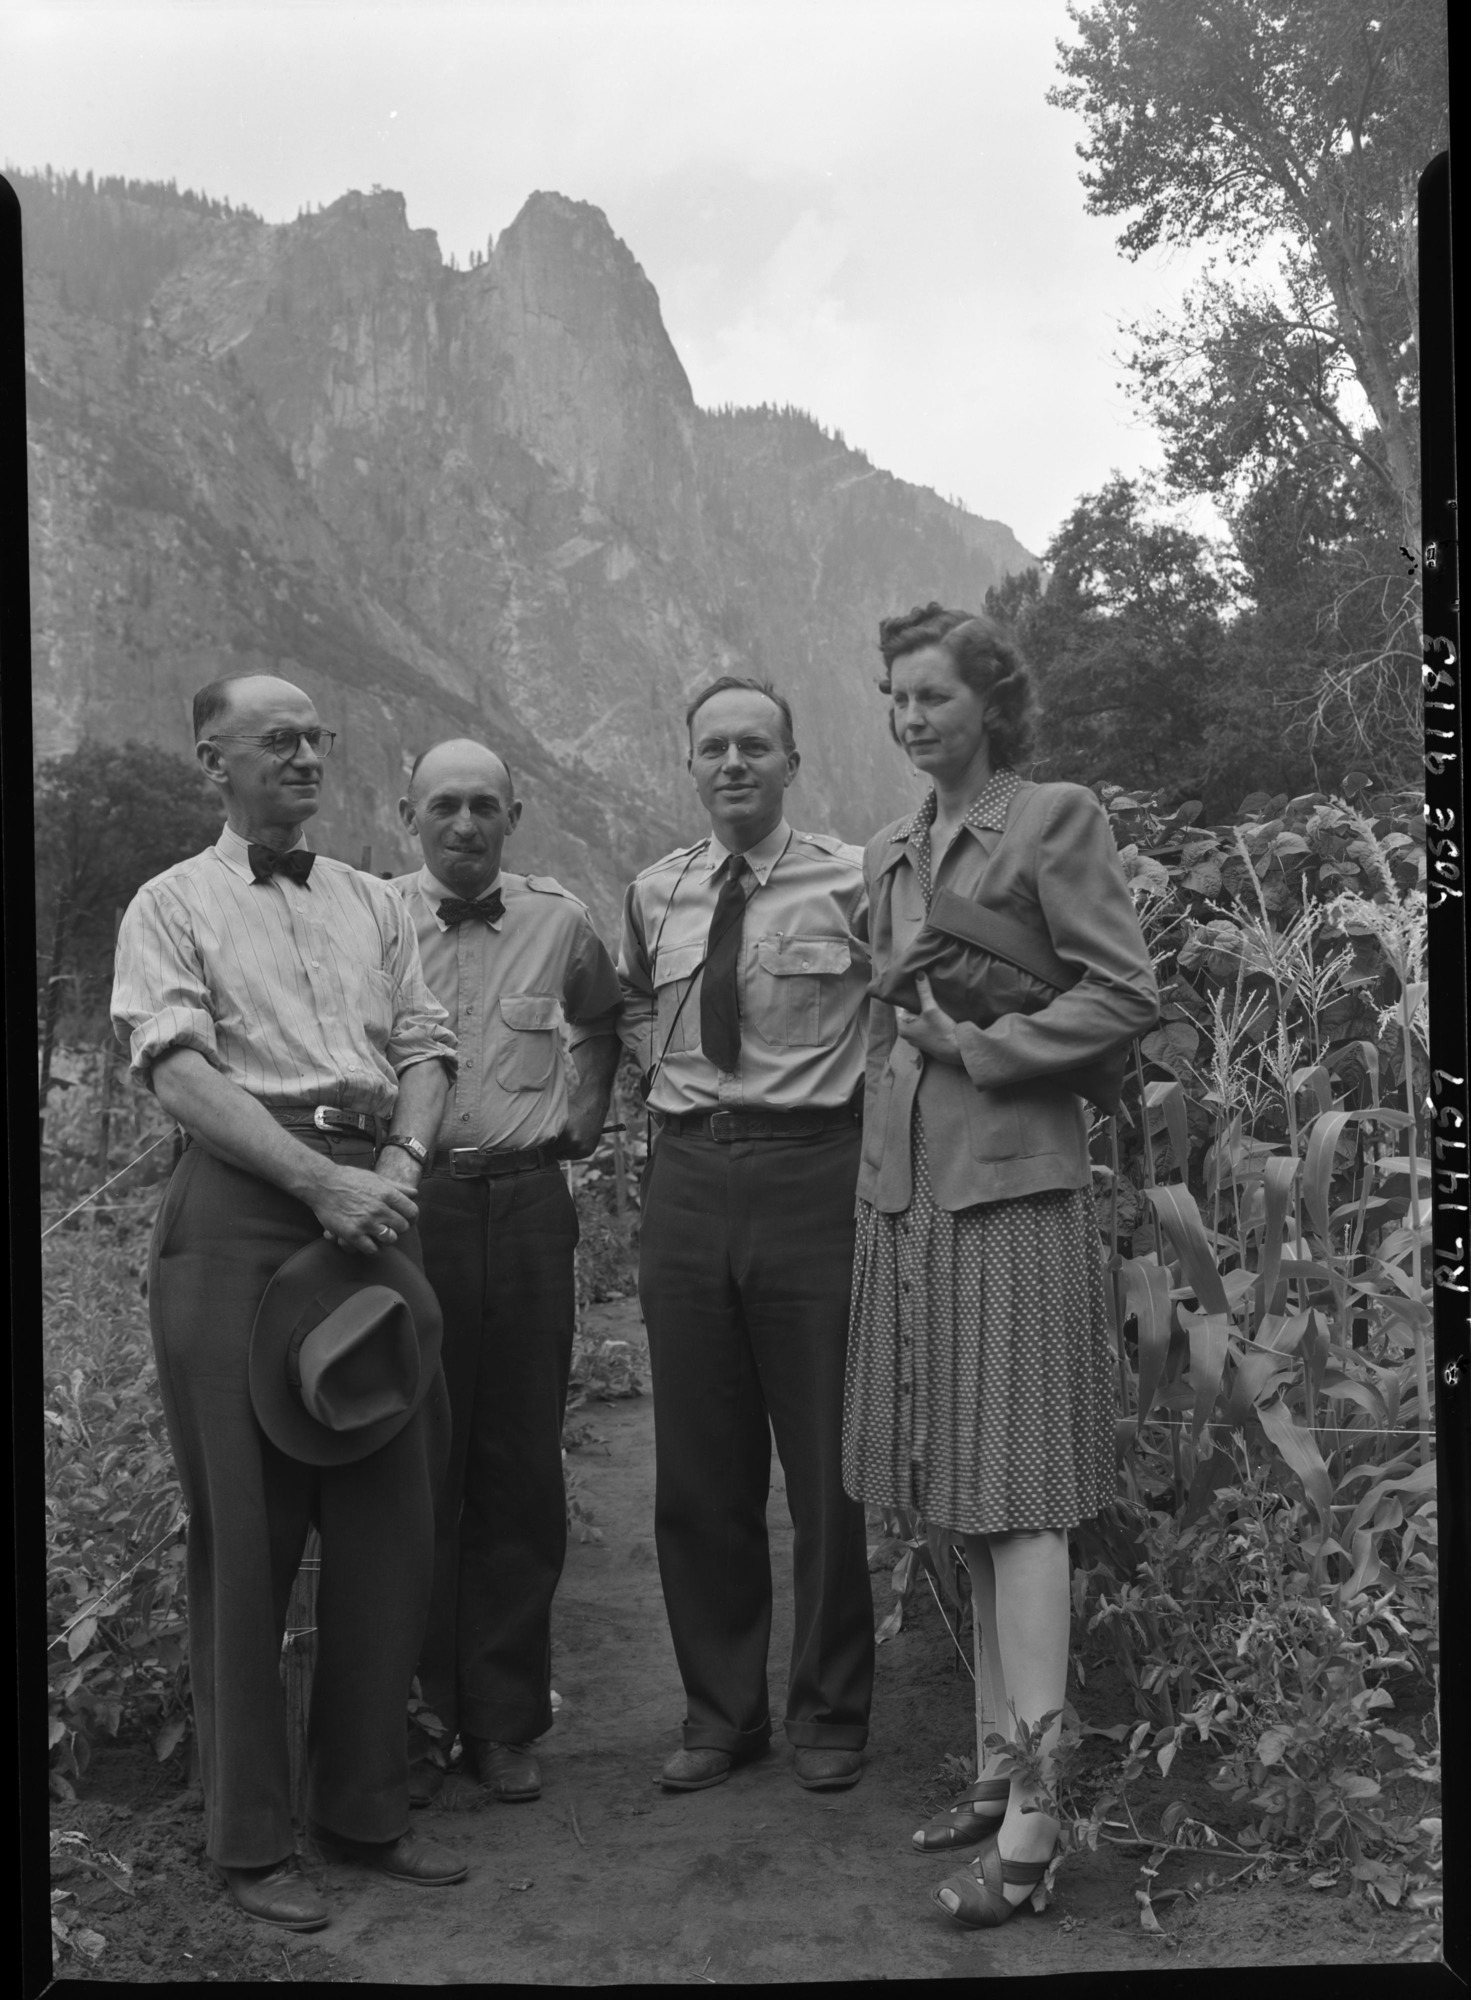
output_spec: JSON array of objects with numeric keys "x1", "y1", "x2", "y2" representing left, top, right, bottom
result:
[
  {"x1": 495, "y1": 994, "x2": 562, "y2": 1092},
  {"x1": 751, "y1": 934, "x2": 854, "y2": 1047},
  {"x1": 651, "y1": 940, "x2": 705, "y2": 1058}
]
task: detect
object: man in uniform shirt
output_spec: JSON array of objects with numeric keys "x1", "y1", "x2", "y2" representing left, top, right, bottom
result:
[
  {"x1": 617, "y1": 675, "x2": 876, "y2": 1794},
  {"x1": 111, "y1": 673, "x2": 466, "y2": 1932},
  {"x1": 394, "y1": 738, "x2": 622, "y2": 1805}
]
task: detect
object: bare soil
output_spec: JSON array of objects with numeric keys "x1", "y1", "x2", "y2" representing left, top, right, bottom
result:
[{"x1": 49, "y1": 1299, "x2": 1440, "y2": 1983}]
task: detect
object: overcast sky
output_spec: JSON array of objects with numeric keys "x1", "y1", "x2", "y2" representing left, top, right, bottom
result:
[{"x1": 2, "y1": 0, "x2": 1222, "y2": 556}]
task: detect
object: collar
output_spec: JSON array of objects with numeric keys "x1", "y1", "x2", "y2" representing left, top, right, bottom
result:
[
  {"x1": 898, "y1": 769, "x2": 1020, "y2": 844},
  {"x1": 422, "y1": 866, "x2": 504, "y2": 932},
  {"x1": 700, "y1": 817, "x2": 792, "y2": 886},
  {"x1": 214, "y1": 822, "x2": 311, "y2": 884}
]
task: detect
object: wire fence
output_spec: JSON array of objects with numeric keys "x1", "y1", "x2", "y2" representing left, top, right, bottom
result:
[{"x1": 40, "y1": 1135, "x2": 174, "y2": 1241}]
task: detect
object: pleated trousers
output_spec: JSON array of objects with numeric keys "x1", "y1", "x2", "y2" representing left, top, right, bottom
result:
[
  {"x1": 637, "y1": 1124, "x2": 875, "y2": 1757},
  {"x1": 414, "y1": 1164, "x2": 578, "y2": 1746},
  {"x1": 147, "y1": 1134, "x2": 442, "y2": 1868}
]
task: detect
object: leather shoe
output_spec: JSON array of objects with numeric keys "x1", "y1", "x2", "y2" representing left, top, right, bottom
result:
[
  {"x1": 309, "y1": 1825, "x2": 468, "y2": 1886},
  {"x1": 408, "y1": 1756, "x2": 446, "y2": 1808},
  {"x1": 219, "y1": 1857, "x2": 329, "y2": 1931},
  {"x1": 461, "y1": 1737, "x2": 542, "y2": 1801},
  {"x1": 793, "y1": 1748, "x2": 863, "y2": 1791},
  {"x1": 658, "y1": 1746, "x2": 734, "y2": 1792}
]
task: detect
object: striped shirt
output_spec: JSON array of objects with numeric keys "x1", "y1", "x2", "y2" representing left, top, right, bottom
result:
[
  {"x1": 111, "y1": 824, "x2": 457, "y2": 1117},
  {"x1": 616, "y1": 816, "x2": 870, "y2": 1116},
  {"x1": 393, "y1": 865, "x2": 622, "y2": 1153}
]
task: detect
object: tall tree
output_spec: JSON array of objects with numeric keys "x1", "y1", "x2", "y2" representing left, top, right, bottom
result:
[
  {"x1": 1049, "y1": 1, "x2": 1446, "y2": 780},
  {"x1": 987, "y1": 475, "x2": 1307, "y2": 815}
]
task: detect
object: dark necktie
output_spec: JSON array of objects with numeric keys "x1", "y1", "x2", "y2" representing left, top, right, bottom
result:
[
  {"x1": 699, "y1": 855, "x2": 748, "y2": 1072},
  {"x1": 438, "y1": 888, "x2": 506, "y2": 928},
  {"x1": 248, "y1": 844, "x2": 315, "y2": 885}
]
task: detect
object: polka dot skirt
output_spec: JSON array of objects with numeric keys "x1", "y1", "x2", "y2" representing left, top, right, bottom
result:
[{"x1": 841, "y1": 1114, "x2": 1118, "y2": 1535}]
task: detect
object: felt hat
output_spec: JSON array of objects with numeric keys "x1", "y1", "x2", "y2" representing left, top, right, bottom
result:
[{"x1": 248, "y1": 1238, "x2": 443, "y2": 1466}]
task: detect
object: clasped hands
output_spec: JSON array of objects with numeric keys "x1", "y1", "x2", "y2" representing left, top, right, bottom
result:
[
  {"x1": 894, "y1": 972, "x2": 965, "y2": 1066},
  {"x1": 315, "y1": 1149, "x2": 421, "y2": 1256}
]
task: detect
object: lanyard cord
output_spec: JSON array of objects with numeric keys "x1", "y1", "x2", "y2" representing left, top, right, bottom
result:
[{"x1": 640, "y1": 827, "x2": 795, "y2": 1126}]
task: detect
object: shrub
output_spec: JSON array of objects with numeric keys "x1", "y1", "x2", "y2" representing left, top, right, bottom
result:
[
  {"x1": 44, "y1": 1218, "x2": 190, "y2": 1793},
  {"x1": 882, "y1": 781, "x2": 1437, "y2": 1909}
]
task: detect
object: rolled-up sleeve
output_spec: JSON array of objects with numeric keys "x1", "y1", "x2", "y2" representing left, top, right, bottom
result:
[
  {"x1": 615, "y1": 880, "x2": 657, "y2": 1075},
  {"x1": 379, "y1": 887, "x2": 459, "y2": 1079},
  {"x1": 564, "y1": 917, "x2": 623, "y2": 1049},
  {"x1": 111, "y1": 883, "x2": 228, "y2": 1091},
  {"x1": 954, "y1": 785, "x2": 1159, "y2": 1090}
]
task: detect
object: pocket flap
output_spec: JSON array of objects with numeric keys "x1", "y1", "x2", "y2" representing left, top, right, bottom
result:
[
  {"x1": 756, "y1": 935, "x2": 852, "y2": 977},
  {"x1": 653, "y1": 941, "x2": 705, "y2": 988},
  {"x1": 499, "y1": 994, "x2": 561, "y2": 1031}
]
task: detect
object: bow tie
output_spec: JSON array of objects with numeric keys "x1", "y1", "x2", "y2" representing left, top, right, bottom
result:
[
  {"x1": 438, "y1": 888, "x2": 505, "y2": 928},
  {"x1": 248, "y1": 844, "x2": 315, "y2": 885}
]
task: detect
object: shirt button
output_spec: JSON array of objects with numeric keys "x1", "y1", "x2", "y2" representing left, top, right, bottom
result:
[
  {"x1": 463, "y1": 1059, "x2": 473, "y2": 1071},
  {"x1": 460, "y1": 1113, "x2": 470, "y2": 1123}
]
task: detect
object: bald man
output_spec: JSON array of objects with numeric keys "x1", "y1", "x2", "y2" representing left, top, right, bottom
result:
[
  {"x1": 394, "y1": 740, "x2": 622, "y2": 1805},
  {"x1": 111, "y1": 673, "x2": 464, "y2": 1928}
]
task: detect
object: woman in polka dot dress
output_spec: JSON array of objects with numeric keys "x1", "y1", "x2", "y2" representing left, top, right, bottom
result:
[{"x1": 842, "y1": 604, "x2": 1158, "y2": 1928}]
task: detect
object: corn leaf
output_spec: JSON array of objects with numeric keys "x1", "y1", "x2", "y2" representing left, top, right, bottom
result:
[
  {"x1": 1342, "y1": 1528, "x2": 1383, "y2": 1599},
  {"x1": 1180, "y1": 1439, "x2": 1237, "y2": 1526},
  {"x1": 1256, "y1": 1397, "x2": 1335, "y2": 1532},
  {"x1": 1222, "y1": 1345, "x2": 1293, "y2": 1428},
  {"x1": 1144, "y1": 1184, "x2": 1230, "y2": 1313},
  {"x1": 1257, "y1": 1310, "x2": 1312, "y2": 1355},
  {"x1": 1257, "y1": 1153, "x2": 1301, "y2": 1317},
  {"x1": 1145, "y1": 1079, "x2": 1191, "y2": 1180},
  {"x1": 1181, "y1": 1308, "x2": 1232, "y2": 1440},
  {"x1": 1292, "y1": 1064, "x2": 1334, "y2": 1120},
  {"x1": 1303, "y1": 1110, "x2": 1352, "y2": 1252},
  {"x1": 1317, "y1": 1373, "x2": 1389, "y2": 1427},
  {"x1": 1122, "y1": 1257, "x2": 1176, "y2": 1431}
]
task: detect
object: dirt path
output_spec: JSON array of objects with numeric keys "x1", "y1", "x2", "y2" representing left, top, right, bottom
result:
[
  {"x1": 299, "y1": 1300, "x2": 1405, "y2": 1985},
  {"x1": 52, "y1": 1297, "x2": 1426, "y2": 1981}
]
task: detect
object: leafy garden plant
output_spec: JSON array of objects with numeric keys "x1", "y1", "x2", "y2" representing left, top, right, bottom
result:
[{"x1": 877, "y1": 780, "x2": 1437, "y2": 1917}]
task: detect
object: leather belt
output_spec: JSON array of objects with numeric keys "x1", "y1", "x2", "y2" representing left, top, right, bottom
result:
[
  {"x1": 657, "y1": 1104, "x2": 859, "y2": 1144},
  {"x1": 433, "y1": 1142, "x2": 563, "y2": 1180},
  {"x1": 269, "y1": 1105, "x2": 382, "y2": 1141}
]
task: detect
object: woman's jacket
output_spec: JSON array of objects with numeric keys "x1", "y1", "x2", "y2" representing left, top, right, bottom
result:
[{"x1": 859, "y1": 779, "x2": 1160, "y2": 1213}]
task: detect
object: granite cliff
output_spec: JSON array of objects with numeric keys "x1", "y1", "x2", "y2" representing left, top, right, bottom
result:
[{"x1": 21, "y1": 171, "x2": 1036, "y2": 935}]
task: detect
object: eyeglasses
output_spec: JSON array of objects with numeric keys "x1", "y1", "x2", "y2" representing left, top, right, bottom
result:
[{"x1": 208, "y1": 729, "x2": 337, "y2": 760}]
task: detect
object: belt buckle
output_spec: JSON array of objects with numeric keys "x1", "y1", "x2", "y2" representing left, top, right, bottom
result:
[
  {"x1": 313, "y1": 1106, "x2": 341, "y2": 1133},
  {"x1": 449, "y1": 1147, "x2": 483, "y2": 1177},
  {"x1": 709, "y1": 1110, "x2": 736, "y2": 1144}
]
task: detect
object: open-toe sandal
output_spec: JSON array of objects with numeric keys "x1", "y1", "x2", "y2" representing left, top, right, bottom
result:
[
  {"x1": 931, "y1": 1837, "x2": 1052, "y2": 1928},
  {"x1": 911, "y1": 1776, "x2": 1010, "y2": 1852}
]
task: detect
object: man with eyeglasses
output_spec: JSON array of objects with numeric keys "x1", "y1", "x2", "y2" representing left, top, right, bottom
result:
[{"x1": 112, "y1": 673, "x2": 467, "y2": 1931}]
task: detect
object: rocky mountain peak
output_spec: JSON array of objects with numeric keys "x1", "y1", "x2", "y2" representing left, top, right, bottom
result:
[{"x1": 22, "y1": 167, "x2": 1038, "y2": 936}]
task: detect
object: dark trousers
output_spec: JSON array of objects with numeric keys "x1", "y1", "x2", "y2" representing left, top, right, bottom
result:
[
  {"x1": 638, "y1": 1124, "x2": 875, "y2": 1756},
  {"x1": 148, "y1": 1136, "x2": 440, "y2": 1869},
  {"x1": 414, "y1": 1164, "x2": 578, "y2": 1745}
]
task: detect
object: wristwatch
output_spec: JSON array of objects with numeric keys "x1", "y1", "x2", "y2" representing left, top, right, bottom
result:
[{"x1": 378, "y1": 1133, "x2": 428, "y2": 1169}]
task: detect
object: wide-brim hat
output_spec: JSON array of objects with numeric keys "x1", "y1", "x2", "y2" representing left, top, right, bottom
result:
[{"x1": 248, "y1": 1238, "x2": 443, "y2": 1466}]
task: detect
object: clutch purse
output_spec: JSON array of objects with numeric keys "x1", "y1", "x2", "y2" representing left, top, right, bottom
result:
[{"x1": 869, "y1": 888, "x2": 1129, "y2": 1112}]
